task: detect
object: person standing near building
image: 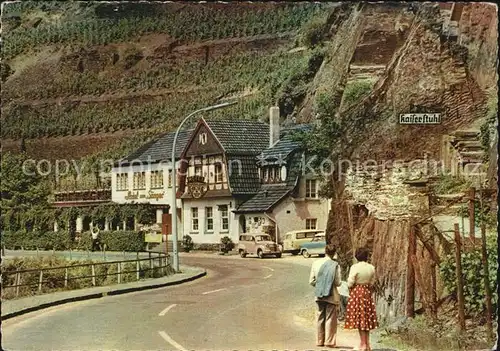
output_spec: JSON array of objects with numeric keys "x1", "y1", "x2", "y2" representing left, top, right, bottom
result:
[
  {"x1": 309, "y1": 244, "x2": 342, "y2": 348},
  {"x1": 91, "y1": 225, "x2": 100, "y2": 252},
  {"x1": 344, "y1": 247, "x2": 378, "y2": 351}
]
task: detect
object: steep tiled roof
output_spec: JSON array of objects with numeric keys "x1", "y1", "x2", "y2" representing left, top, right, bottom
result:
[
  {"x1": 233, "y1": 184, "x2": 292, "y2": 213},
  {"x1": 259, "y1": 124, "x2": 310, "y2": 163},
  {"x1": 227, "y1": 155, "x2": 261, "y2": 195},
  {"x1": 206, "y1": 119, "x2": 270, "y2": 155},
  {"x1": 118, "y1": 130, "x2": 192, "y2": 165},
  {"x1": 234, "y1": 152, "x2": 304, "y2": 213}
]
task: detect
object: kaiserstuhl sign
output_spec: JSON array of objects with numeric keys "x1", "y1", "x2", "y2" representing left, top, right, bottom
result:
[
  {"x1": 187, "y1": 175, "x2": 208, "y2": 198},
  {"x1": 399, "y1": 113, "x2": 441, "y2": 124}
]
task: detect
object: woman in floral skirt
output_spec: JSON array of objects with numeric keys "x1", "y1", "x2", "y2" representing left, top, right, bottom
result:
[{"x1": 344, "y1": 247, "x2": 378, "y2": 351}]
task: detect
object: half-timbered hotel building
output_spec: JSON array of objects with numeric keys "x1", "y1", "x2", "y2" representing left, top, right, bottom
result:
[
  {"x1": 107, "y1": 106, "x2": 330, "y2": 244},
  {"x1": 178, "y1": 118, "x2": 270, "y2": 244}
]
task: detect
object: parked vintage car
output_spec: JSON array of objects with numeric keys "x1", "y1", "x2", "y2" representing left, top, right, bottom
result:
[
  {"x1": 282, "y1": 229, "x2": 325, "y2": 255},
  {"x1": 238, "y1": 234, "x2": 282, "y2": 258},
  {"x1": 300, "y1": 233, "x2": 326, "y2": 258}
]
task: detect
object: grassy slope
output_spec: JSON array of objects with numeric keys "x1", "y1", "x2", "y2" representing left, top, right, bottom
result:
[{"x1": 1, "y1": 2, "x2": 332, "y2": 162}]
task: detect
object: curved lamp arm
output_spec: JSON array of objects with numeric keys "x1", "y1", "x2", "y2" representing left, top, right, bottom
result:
[{"x1": 170, "y1": 101, "x2": 237, "y2": 272}]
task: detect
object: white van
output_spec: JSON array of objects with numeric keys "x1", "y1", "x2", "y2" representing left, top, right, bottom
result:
[{"x1": 281, "y1": 229, "x2": 325, "y2": 255}]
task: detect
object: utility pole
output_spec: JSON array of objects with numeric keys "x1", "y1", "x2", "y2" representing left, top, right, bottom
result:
[{"x1": 170, "y1": 101, "x2": 237, "y2": 272}]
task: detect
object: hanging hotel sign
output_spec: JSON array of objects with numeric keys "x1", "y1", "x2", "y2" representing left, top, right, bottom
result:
[
  {"x1": 187, "y1": 175, "x2": 208, "y2": 198},
  {"x1": 399, "y1": 113, "x2": 441, "y2": 124}
]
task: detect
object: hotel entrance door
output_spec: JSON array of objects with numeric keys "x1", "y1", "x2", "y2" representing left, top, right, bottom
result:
[{"x1": 162, "y1": 213, "x2": 172, "y2": 235}]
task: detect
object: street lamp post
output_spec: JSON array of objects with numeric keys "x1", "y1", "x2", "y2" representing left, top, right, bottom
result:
[{"x1": 170, "y1": 101, "x2": 237, "y2": 272}]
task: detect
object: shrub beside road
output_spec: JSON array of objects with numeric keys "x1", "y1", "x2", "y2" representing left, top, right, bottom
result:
[{"x1": 2, "y1": 230, "x2": 146, "y2": 252}]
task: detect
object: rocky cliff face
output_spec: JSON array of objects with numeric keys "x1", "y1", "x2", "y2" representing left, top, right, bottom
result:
[
  {"x1": 298, "y1": 3, "x2": 496, "y2": 161},
  {"x1": 456, "y1": 3, "x2": 498, "y2": 92},
  {"x1": 345, "y1": 161, "x2": 430, "y2": 220},
  {"x1": 309, "y1": 2, "x2": 497, "y2": 318}
]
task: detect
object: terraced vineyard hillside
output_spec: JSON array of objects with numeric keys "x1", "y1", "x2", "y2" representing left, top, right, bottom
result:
[
  {"x1": 1, "y1": 1, "x2": 332, "y2": 161},
  {"x1": 2, "y1": 2, "x2": 496, "y2": 192}
]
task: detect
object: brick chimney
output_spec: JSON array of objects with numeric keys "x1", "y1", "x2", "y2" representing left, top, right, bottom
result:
[{"x1": 269, "y1": 106, "x2": 280, "y2": 147}]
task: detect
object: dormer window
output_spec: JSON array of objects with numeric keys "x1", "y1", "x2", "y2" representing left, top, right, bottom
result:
[
  {"x1": 260, "y1": 165, "x2": 285, "y2": 184},
  {"x1": 281, "y1": 166, "x2": 287, "y2": 181},
  {"x1": 269, "y1": 167, "x2": 275, "y2": 182}
]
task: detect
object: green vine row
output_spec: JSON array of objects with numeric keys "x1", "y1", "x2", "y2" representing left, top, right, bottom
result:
[{"x1": 3, "y1": 4, "x2": 325, "y2": 60}]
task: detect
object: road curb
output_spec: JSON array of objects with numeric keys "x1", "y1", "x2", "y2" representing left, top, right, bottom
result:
[
  {"x1": 1, "y1": 270, "x2": 207, "y2": 321},
  {"x1": 106, "y1": 270, "x2": 207, "y2": 296}
]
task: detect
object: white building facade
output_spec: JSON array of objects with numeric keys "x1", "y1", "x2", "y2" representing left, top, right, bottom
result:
[{"x1": 111, "y1": 130, "x2": 192, "y2": 234}]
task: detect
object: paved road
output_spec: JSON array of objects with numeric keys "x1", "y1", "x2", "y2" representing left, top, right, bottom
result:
[{"x1": 2, "y1": 254, "x2": 363, "y2": 351}]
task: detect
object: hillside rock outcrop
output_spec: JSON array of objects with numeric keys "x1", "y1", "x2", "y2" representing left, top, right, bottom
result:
[{"x1": 314, "y1": 2, "x2": 497, "y2": 318}]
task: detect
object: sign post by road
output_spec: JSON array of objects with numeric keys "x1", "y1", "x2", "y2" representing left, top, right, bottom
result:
[{"x1": 170, "y1": 101, "x2": 237, "y2": 272}]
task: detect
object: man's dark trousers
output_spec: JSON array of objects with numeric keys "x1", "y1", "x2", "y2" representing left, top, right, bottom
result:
[{"x1": 316, "y1": 301, "x2": 338, "y2": 346}]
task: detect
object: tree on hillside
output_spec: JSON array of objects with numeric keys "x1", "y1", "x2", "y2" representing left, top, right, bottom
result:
[{"x1": 0, "y1": 152, "x2": 51, "y2": 232}]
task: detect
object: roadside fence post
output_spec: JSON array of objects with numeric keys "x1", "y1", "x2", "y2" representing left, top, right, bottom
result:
[
  {"x1": 406, "y1": 224, "x2": 416, "y2": 318},
  {"x1": 430, "y1": 234, "x2": 438, "y2": 321},
  {"x1": 136, "y1": 258, "x2": 140, "y2": 281},
  {"x1": 36, "y1": 247, "x2": 39, "y2": 256},
  {"x1": 480, "y1": 224, "x2": 494, "y2": 341},
  {"x1": 64, "y1": 267, "x2": 68, "y2": 288},
  {"x1": 149, "y1": 252, "x2": 153, "y2": 272},
  {"x1": 118, "y1": 262, "x2": 121, "y2": 284},
  {"x1": 15, "y1": 270, "x2": 20, "y2": 297},
  {"x1": 161, "y1": 254, "x2": 165, "y2": 276},
  {"x1": 454, "y1": 223, "x2": 466, "y2": 332},
  {"x1": 91, "y1": 264, "x2": 96, "y2": 286},
  {"x1": 123, "y1": 251, "x2": 126, "y2": 260},
  {"x1": 163, "y1": 254, "x2": 167, "y2": 276},
  {"x1": 38, "y1": 270, "x2": 43, "y2": 292},
  {"x1": 69, "y1": 248, "x2": 72, "y2": 260}
]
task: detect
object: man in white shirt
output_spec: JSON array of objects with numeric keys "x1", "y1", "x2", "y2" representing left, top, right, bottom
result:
[
  {"x1": 309, "y1": 244, "x2": 342, "y2": 348},
  {"x1": 91, "y1": 225, "x2": 100, "y2": 252}
]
